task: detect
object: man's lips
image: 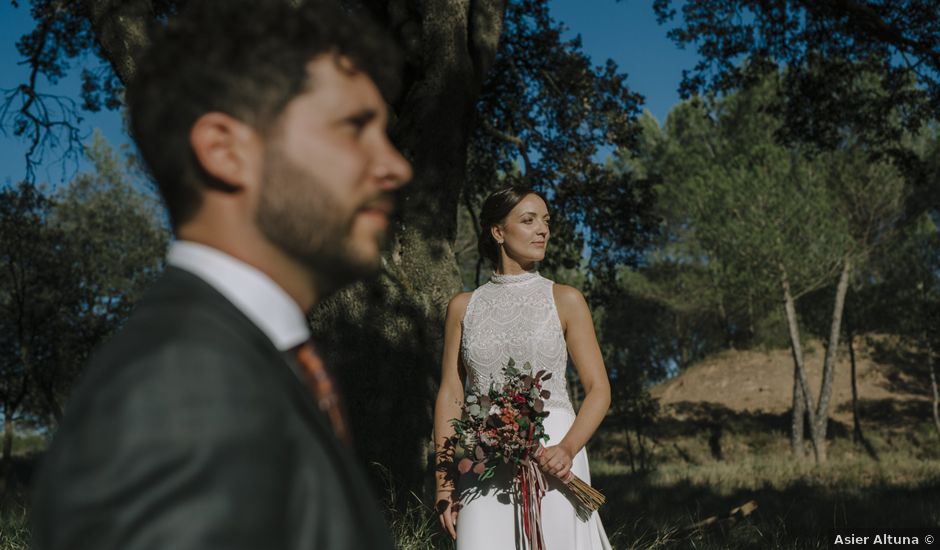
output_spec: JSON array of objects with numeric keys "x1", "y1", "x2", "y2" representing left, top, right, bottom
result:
[{"x1": 357, "y1": 200, "x2": 395, "y2": 228}]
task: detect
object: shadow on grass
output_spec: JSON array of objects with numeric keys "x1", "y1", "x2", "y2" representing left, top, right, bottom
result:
[
  {"x1": 594, "y1": 469, "x2": 940, "y2": 549},
  {"x1": 866, "y1": 338, "x2": 935, "y2": 398}
]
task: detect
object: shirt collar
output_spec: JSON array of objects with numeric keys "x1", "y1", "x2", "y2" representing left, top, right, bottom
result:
[{"x1": 166, "y1": 240, "x2": 310, "y2": 351}]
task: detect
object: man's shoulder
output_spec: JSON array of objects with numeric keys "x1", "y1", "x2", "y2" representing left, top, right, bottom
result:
[
  {"x1": 102, "y1": 266, "x2": 273, "y2": 361},
  {"x1": 69, "y1": 269, "x2": 287, "y2": 424}
]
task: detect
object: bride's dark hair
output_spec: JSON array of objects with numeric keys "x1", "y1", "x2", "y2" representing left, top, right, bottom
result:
[{"x1": 478, "y1": 185, "x2": 549, "y2": 264}]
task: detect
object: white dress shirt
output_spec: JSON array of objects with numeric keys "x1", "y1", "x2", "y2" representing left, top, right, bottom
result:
[{"x1": 166, "y1": 240, "x2": 310, "y2": 351}]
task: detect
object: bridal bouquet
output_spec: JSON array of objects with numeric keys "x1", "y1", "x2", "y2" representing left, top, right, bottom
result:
[{"x1": 448, "y1": 358, "x2": 605, "y2": 550}]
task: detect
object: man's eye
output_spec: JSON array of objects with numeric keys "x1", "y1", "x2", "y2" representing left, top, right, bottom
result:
[{"x1": 346, "y1": 120, "x2": 367, "y2": 134}]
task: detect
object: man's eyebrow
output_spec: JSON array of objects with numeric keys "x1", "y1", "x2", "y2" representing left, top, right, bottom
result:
[{"x1": 341, "y1": 108, "x2": 378, "y2": 125}]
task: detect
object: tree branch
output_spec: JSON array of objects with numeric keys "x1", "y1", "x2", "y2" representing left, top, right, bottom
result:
[
  {"x1": 84, "y1": 0, "x2": 154, "y2": 85},
  {"x1": 480, "y1": 119, "x2": 532, "y2": 176}
]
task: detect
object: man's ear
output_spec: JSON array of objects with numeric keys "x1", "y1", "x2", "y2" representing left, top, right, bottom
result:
[{"x1": 189, "y1": 112, "x2": 262, "y2": 191}]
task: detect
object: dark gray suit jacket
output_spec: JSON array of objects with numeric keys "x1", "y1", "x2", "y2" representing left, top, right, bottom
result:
[{"x1": 32, "y1": 267, "x2": 394, "y2": 550}]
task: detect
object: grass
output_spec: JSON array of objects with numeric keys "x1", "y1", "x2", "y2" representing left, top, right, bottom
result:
[
  {"x1": 0, "y1": 507, "x2": 29, "y2": 550},
  {"x1": 2, "y1": 421, "x2": 938, "y2": 549},
  {"x1": 588, "y1": 417, "x2": 940, "y2": 549}
]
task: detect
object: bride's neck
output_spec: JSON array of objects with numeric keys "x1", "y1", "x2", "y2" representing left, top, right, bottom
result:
[{"x1": 495, "y1": 259, "x2": 535, "y2": 275}]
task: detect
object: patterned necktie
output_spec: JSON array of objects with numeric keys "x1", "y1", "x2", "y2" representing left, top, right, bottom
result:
[{"x1": 294, "y1": 340, "x2": 351, "y2": 446}]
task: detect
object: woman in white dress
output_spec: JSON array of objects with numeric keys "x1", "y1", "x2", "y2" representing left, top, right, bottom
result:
[{"x1": 434, "y1": 186, "x2": 612, "y2": 549}]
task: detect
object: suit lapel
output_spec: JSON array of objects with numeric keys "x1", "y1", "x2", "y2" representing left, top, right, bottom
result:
[{"x1": 154, "y1": 267, "x2": 364, "y2": 484}]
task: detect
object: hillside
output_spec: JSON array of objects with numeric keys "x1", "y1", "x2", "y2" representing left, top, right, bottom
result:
[{"x1": 650, "y1": 335, "x2": 935, "y2": 427}]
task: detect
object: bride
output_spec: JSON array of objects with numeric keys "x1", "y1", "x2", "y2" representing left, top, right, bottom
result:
[{"x1": 434, "y1": 186, "x2": 612, "y2": 549}]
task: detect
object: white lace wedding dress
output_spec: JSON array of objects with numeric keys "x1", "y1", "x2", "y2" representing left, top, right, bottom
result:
[{"x1": 456, "y1": 271, "x2": 611, "y2": 550}]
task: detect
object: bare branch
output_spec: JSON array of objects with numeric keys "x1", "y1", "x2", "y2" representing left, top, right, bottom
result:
[{"x1": 480, "y1": 119, "x2": 532, "y2": 176}]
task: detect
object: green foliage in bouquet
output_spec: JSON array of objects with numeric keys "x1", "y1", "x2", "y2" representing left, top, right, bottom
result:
[{"x1": 450, "y1": 358, "x2": 552, "y2": 481}]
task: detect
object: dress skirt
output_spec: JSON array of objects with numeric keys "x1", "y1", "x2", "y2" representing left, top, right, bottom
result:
[{"x1": 455, "y1": 407, "x2": 611, "y2": 550}]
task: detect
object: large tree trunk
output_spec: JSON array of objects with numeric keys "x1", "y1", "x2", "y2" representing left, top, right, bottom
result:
[
  {"x1": 85, "y1": 0, "x2": 508, "y2": 497},
  {"x1": 814, "y1": 257, "x2": 852, "y2": 446},
  {"x1": 311, "y1": 0, "x2": 506, "y2": 498},
  {"x1": 780, "y1": 264, "x2": 823, "y2": 462}
]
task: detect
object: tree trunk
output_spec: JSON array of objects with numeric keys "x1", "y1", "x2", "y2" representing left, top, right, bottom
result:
[
  {"x1": 790, "y1": 364, "x2": 806, "y2": 455},
  {"x1": 780, "y1": 264, "x2": 822, "y2": 461},
  {"x1": 717, "y1": 294, "x2": 733, "y2": 349},
  {"x1": 926, "y1": 334, "x2": 940, "y2": 441},
  {"x1": 310, "y1": 0, "x2": 507, "y2": 497},
  {"x1": 814, "y1": 257, "x2": 852, "y2": 447},
  {"x1": 847, "y1": 309, "x2": 878, "y2": 459},
  {"x1": 847, "y1": 317, "x2": 863, "y2": 444},
  {"x1": 2, "y1": 413, "x2": 13, "y2": 470}
]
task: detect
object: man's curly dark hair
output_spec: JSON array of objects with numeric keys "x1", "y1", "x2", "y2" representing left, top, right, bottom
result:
[{"x1": 127, "y1": 0, "x2": 402, "y2": 229}]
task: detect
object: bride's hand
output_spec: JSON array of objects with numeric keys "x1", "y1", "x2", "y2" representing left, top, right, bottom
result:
[
  {"x1": 536, "y1": 444, "x2": 575, "y2": 483},
  {"x1": 436, "y1": 490, "x2": 460, "y2": 540}
]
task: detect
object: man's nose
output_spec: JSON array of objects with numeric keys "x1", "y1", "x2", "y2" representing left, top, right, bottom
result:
[{"x1": 374, "y1": 138, "x2": 412, "y2": 190}]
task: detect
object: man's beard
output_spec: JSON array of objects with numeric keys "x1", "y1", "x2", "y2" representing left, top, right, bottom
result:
[{"x1": 256, "y1": 147, "x2": 383, "y2": 296}]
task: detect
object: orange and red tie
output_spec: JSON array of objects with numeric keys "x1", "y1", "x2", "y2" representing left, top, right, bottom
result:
[{"x1": 294, "y1": 340, "x2": 352, "y2": 447}]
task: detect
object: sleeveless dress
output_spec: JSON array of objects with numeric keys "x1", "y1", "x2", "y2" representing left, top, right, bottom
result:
[{"x1": 457, "y1": 271, "x2": 611, "y2": 550}]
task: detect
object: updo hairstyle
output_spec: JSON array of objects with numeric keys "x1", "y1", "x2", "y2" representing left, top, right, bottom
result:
[{"x1": 477, "y1": 185, "x2": 549, "y2": 265}]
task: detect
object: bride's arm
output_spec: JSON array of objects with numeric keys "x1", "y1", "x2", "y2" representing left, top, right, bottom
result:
[
  {"x1": 540, "y1": 284, "x2": 611, "y2": 480},
  {"x1": 433, "y1": 292, "x2": 470, "y2": 539}
]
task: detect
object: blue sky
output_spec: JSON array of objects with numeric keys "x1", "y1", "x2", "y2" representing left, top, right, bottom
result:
[{"x1": 0, "y1": 0, "x2": 699, "y2": 186}]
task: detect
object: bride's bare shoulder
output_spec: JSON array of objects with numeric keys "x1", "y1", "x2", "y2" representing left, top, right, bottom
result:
[{"x1": 446, "y1": 292, "x2": 473, "y2": 320}]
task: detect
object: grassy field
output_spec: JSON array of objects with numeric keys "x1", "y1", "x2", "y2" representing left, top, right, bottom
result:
[
  {"x1": 383, "y1": 418, "x2": 940, "y2": 549},
  {"x1": 4, "y1": 419, "x2": 939, "y2": 549}
]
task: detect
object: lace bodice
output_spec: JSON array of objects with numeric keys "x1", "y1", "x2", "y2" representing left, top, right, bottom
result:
[{"x1": 460, "y1": 271, "x2": 574, "y2": 414}]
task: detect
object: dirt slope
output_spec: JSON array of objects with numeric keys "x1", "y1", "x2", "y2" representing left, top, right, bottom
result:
[{"x1": 650, "y1": 335, "x2": 932, "y2": 424}]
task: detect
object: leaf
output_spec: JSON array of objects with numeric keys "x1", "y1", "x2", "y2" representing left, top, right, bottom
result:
[
  {"x1": 533, "y1": 399, "x2": 544, "y2": 413},
  {"x1": 541, "y1": 372, "x2": 553, "y2": 381},
  {"x1": 535, "y1": 369, "x2": 546, "y2": 380},
  {"x1": 468, "y1": 404, "x2": 481, "y2": 417},
  {"x1": 458, "y1": 457, "x2": 473, "y2": 474},
  {"x1": 540, "y1": 389, "x2": 551, "y2": 400},
  {"x1": 507, "y1": 358, "x2": 516, "y2": 368},
  {"x1": 479, "y1": 465, "x2": 495, "y2": 480},
  {"x1": 475, "y1": 445, "x2": 486, "y2": 461},
  {"x1": 466, "y1": 395, "x2": 477, "y2": 404},
  {"x1": 480, "y1": 396, "x2": 492, "y2": 409}
]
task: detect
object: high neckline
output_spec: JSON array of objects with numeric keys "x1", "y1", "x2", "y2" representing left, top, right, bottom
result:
[{"x1": 490, "y1": 270, "x2": 540, "y2": 285}]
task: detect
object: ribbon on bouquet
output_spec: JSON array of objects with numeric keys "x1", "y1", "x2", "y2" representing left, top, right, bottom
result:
[{"x1": 518, "y1": 425, "x2": 547, "y2": 550}]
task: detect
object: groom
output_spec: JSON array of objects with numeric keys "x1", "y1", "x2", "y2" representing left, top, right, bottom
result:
[{"x1": 31, "y1": 1, "x2": 411, "y2": 549}]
